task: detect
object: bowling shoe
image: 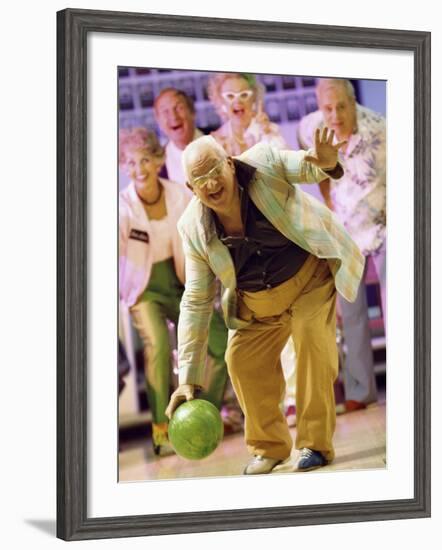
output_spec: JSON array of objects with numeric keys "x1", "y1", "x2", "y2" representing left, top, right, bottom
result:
[
  {"x1": 153, "y1": 442, "x2": 175, "y2": 457},
  {"x1": 243, "y1": 455, "x2": 289, "y2": 475},
  {"x1": 336, "y1": 400, "x2": 368, "y2": 415},
  {"x1": 345, "y1": 400, "x2": 367, "y2": 412},
  {"x1": 152, "y1": 422, "x2": 175, "y2": 458},
  {"x1": 296, "y1": 448, "x2": 327, "y2": 472}
]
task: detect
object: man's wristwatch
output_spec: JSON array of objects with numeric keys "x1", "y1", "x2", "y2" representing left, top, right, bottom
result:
[{"x1": 322, "y1": 163, "x2": 344, "y2": 179}]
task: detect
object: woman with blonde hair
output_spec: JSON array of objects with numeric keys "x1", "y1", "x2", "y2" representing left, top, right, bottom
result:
[
  {"x1": 119, "y1": 128, "x2": 228, "y2": 456},
  {"x1": 208, "y1": 72, "x2": 287, "y2": 155}
]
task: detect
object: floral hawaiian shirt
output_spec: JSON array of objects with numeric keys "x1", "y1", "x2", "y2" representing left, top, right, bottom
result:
[{"x1": 298, "y1": 104, "x2": 386, "y2": 256}]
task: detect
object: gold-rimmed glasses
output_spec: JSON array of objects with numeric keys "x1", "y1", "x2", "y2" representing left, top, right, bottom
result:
[{"x1": 190, "y1": 159, "x2": 226, "y2": 188}]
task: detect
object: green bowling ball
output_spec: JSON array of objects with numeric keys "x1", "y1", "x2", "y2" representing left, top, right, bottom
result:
[{"x1": 168, "y1": 399, "x2": 224, "y2": 460}]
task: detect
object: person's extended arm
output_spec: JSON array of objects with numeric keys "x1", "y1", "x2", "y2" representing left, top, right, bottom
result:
[{"x1": 165, "y1": 230, "x2": 216, "y2": 418}]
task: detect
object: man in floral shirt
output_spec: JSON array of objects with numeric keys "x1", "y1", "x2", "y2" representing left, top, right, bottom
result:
[{"x1": 298, "y1": 78, "x2": 386, "y2": 412}]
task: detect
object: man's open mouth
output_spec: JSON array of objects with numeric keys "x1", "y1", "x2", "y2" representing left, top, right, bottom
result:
[{"x1": 208, "y1": 187, "x2": 224, "y2": 201}]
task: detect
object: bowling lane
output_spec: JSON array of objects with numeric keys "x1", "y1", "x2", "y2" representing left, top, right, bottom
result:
[{"x1": 119, "y1": 400, "x2": 386, "y2": 481}]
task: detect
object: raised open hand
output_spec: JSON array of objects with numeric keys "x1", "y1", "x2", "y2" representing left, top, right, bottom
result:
[
  {"x1": 304, "y1": 127, "x2": 347, "y2": 171},
  {"x1": 254, "y1": 100, "x2": 272, "y2": 134}
]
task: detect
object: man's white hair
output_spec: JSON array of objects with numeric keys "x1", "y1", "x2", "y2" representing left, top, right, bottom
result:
[
  {"x1": 316, "y1": 78, "x2": 356, "y2": 101},
  {"x1": 182, "y1": 135, "x2": 228, "y2": 182}
]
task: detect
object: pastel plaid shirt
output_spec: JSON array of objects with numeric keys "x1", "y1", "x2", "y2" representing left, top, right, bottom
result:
[{"x1": 177, "y1": 143, "x2": 365, "y2": 386}]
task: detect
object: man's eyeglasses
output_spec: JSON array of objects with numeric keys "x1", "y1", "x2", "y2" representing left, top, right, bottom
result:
[
  {"x1": 221, "y1": 90, "x2": 254, "y2": 104},
  {"x1": 190, "y1": 159, "x2": 226, "y2": 188}
]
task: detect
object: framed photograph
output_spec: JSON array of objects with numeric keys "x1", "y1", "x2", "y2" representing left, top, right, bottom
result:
[
  {"x1": 116, "y1": 68, "x2": 389, "y2": 485},
  {"x1": 57, "y1": 8, "x2": 431, "y2": 541}
]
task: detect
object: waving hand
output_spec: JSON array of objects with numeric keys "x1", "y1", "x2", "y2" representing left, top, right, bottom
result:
[{"x1": 304, "y1": 127, "x2": 347, "y2": 171}]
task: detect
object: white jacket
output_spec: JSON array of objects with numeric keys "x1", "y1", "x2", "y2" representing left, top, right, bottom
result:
[{"x1": 119, "y1": 178, "x2": 191, "y2": 308}]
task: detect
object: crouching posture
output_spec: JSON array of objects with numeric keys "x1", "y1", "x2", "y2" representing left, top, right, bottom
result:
[{"x1": 166, "y1": 130, "x2": 364, "y2": 473}]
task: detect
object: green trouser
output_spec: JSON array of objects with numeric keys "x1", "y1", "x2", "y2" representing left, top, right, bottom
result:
[
  {"x1": 201, "y1": 304, "x2": 229, "y2": 409},
  {"x1": 130, "y1": 258, "x2": 228, "y2": 424}
]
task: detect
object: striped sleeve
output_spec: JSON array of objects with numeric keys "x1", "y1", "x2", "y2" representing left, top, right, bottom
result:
[{"x1": 177, "y1": 228, "x2": 216, "y2": 387}]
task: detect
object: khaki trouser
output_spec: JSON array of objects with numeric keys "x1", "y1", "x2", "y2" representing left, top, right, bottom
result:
[{"x1": 226, "y1": 254, "x2": 338, "y2": 462}]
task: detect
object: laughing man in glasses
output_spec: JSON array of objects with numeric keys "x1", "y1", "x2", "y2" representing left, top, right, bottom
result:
[{"x1": 165, "y1": 131, "x2": 364, "y2": 474}]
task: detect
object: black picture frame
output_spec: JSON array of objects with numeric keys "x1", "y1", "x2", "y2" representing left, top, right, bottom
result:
[{"x1": 57, "y1": 8, "x2": 431, "y2": 541}]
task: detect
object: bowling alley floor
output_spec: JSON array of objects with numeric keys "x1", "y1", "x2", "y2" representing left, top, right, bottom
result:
[{"x1": 118, "y1": 398, "x2": 386, "y2": 482}]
